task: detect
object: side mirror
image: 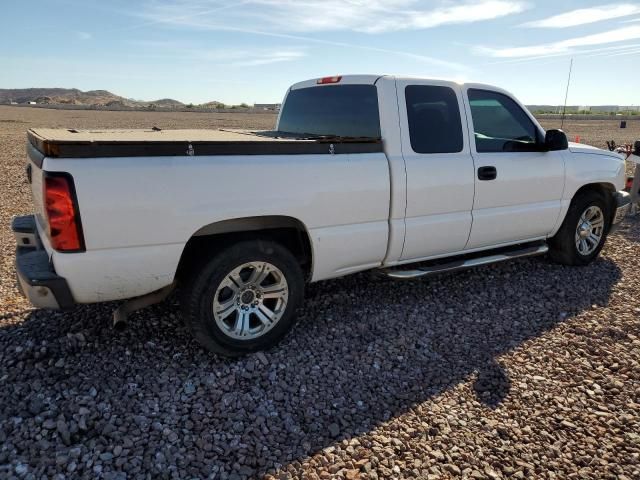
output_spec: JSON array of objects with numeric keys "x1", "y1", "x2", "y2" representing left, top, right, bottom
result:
[{"x1": 544, "y1": 129, "x2": 568, "y2": 151}]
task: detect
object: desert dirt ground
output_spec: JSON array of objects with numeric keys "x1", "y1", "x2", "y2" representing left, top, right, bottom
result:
[
  {"x1": 538, "y1": 117, "x2": 640, "y2": 151},
  {"x1": 0, "y1": 105, "x2": 639, "y2": 479}
]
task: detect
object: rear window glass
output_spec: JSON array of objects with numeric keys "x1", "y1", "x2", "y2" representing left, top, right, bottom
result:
[
  {"x1": 405, "y1": 85, "x2": 463, "y2": 153},
  {"x1": 277, "y1": 85, "x2": 381, "y2": 138}
]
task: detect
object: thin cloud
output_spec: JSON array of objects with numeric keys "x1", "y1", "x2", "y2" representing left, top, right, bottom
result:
[
  {"x1": 126, "y1": 0, "x2": 252, "y2": 30},
  {"x1": 128, "y1": 27, "x2": 468, "y2": 72},
  {"x1": 477, "y1": 25, "x2": 640, "y2": 58},
  {"x1": 129, "y1": 40, "x2": 307, "y2": 67},
  {"x1": 125, "y1": 0, "x2": 529, "y2": 73},
  {"x1": 205, "y1": 25, "x2": 467, "y2": 70},
  {"x1": 365, "y1": 0, "x2": 529, "y2": 33},
  {"x1": 607, "y1": 46, "x2": 640, "y2": 55},
  {"x1": 128, "y1": 40, "x2": 307, "y2": 67},
  {"x1": 486, "y1": 42, "x2": 640, "y2": 64},
  {"x1": 231, "y1": 51, "x2": 305, "y2": 67},
  {"x1": 77, "y1": 31, "x2": 92, "y2": 40},
  {"x1": 121, "y1": 0, "x2": 529, "y2": 72},
  {"x1": 131, "y1": 8, "x2": 470, "y2": 72},
  {"x1": 197, "y1": 48, "x2": 306, "y2": 67},
  {"x1": 522, "y1": 3, "x2": 640, "y2": 28},
  {"x1": 139, "y1": 0, "x2": 529, "y2": 34}
]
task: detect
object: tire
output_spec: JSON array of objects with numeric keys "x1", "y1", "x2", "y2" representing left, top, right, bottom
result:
[
  {"x1": 548, "y1": 190, "x2": 610, "y2": 266},
  {"x1": 181, "y1": 240, "x2": 304, "y2": 356}
]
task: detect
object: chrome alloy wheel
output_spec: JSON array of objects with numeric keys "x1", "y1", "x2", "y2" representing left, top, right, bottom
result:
[
  {"x1": 212, "y1": 261, "x2": 289, "y2": 340},
  {"x1": 575, "y1": 205, "x2": 605, "y2": 256}
]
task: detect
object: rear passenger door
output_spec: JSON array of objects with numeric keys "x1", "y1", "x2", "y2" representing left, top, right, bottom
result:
[{"x1": 396, "y1": 79, "x2": 475, "y2": 261}]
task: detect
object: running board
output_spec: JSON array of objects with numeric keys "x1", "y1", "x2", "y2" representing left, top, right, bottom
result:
[{"x1": 381, "y1": 243, "x2": 549, "y2": 280}]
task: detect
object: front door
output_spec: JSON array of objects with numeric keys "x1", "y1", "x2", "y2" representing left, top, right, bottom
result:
[{"x1": 462, "y1": 87, "x2": 565, "y2": 250}]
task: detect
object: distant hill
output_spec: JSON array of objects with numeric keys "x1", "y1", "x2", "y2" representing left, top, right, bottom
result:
[
  {"x1": 0, "y1": 88, "x2": 185, "y2": 108},
  {"x1": 149, "y1": 98, "x2": 184, "y2": 107},
  {"x1": 0, "y1": 88, "x2": 132, "y2": 106}
]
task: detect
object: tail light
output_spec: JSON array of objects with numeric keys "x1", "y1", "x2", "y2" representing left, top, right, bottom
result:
[
  {"x1": 317, "y1": 76, "x2": 342, "y2": 84},
  {"x1": 44, "y1": 173, "x2": 85, "y2": 252}
]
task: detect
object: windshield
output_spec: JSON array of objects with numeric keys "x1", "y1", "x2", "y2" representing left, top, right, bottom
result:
[{"x1": 277, "y1": 85, "x2": 381, "y2": 138}]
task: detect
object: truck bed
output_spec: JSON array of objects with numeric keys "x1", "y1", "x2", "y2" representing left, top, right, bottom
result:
[{"x1": 27, "y1": 128, "x2": 382, "y2": 158}]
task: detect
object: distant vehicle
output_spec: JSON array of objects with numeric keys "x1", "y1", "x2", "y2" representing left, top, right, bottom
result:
[{"x1": 13, "y1": 75, "x2": 630, "y2": 356}]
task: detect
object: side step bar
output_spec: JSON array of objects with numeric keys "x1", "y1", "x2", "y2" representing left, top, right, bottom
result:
[{"x1": 381, "y1": 243, "x2": 549, "y2": 280}]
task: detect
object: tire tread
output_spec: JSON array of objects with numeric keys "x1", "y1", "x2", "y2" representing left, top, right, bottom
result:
[
  {"x1": 548, "y1": 190, "x2": 609, "y2": 266},
  {"x1": 181, "y1": 240, "x2": 304, "y2": 356}
]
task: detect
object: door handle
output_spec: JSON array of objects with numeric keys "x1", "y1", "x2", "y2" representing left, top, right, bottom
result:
[{"x1": 478, "y1": 166, "x2": 497, "y2": 181}]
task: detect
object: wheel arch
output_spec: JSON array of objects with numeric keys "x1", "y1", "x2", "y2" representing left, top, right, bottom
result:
[
  {"x1": 572, "y1": 181, "x2": 616, "y2": 198},
  {"x1": 572, "y1": 182, "x2": 617, "y2": 226},
  {"x1": 176, "y1": 215, "x2": 314, "y2": 283},
  {"x1": 551, "y1": 182, "x2": 617, "y2": 237}
]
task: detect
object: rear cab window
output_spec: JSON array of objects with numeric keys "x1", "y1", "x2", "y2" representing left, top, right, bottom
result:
[
  {"x1": 405, "y1": 85, "x2": 463, "y2": 154},
  {"x1": 467, "y1": 89, "x2": 541, "y2": 152},
  {"x1": 277, "y1": 85, "x2": 381, "y2": 138}
]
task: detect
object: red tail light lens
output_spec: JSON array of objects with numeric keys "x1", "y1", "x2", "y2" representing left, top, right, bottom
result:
[
  {"x1": 44, "y1": 174, "x2": 84, "y2": 252},
  {"x1": 317, "y1": 76, "x2": 342, "y2": 84},
  {"x1": 626, "y1": 176, "x2": 634, "y2": 191}
]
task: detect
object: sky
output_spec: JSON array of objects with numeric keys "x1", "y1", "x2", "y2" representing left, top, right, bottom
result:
[{"x1": 2, "y1": 1, "x2": 640, "y2": 105}]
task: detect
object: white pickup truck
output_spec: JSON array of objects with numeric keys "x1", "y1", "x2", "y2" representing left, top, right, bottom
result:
[{"x1": 14, "y1": 75, "x2": 630, "y2": 356}]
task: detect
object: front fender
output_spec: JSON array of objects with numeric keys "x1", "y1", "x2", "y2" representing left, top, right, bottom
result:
[
  {"x1": 564, "y1": 150, "x2": 625, "y2": 199},
  {"x1": 549, "y1": 150, "x2": 625, "y2": 237}
]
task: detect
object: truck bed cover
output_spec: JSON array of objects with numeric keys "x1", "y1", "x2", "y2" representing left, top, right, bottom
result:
[{"x1": 27, "y1": 128, "x2": 382, "y2": 158}]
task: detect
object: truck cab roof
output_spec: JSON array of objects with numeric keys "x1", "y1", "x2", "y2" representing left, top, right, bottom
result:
[{"x1": 290, "y1": 75, "x2": 512, "y2": 97}]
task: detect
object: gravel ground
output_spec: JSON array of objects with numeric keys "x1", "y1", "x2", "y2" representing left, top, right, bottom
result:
[{"x1": 1, "y1": 106, "x2": 639, "y2": 479}]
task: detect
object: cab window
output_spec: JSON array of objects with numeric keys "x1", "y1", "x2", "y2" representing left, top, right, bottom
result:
[
  {"x1": 468, "y1": 89, "x2": 541, "y2": 152},
  {"x1": 405, "y1": 85, "x2": 463, "y2": 154}
]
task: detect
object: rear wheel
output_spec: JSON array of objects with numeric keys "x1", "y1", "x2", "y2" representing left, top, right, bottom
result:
[
  {"x1": 548, "y1": 190, "x2": 610, "y2": 266},
  {"x1": 182, "y1": 240, "x2": 304, "y2": 356}
]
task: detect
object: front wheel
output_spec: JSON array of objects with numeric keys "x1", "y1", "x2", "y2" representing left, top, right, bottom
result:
[
  {"x1": 181, "y1": 240, "x2": 304, "y2": 356},
  {"x1": 548, "y1": 190, "x2": 610, "y2": 266}
]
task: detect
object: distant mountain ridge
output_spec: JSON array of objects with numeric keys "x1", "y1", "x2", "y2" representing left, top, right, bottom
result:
[
  {"x1": 0, "y1": 88, "x2": 188, "y2": 108},
  {"x1": 151, "y1": 98, "x2": 185, "y2": 107}
]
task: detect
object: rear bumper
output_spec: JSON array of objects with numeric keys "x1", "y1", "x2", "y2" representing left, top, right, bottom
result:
[
  {"x1": 12, "y1": 215, "x2": 75, "y2": 309},
  {"x1": 610, "y1": 191, "x2": 631, "y2": 233}
]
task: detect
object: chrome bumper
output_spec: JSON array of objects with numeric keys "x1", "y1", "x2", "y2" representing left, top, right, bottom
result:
[
  {"x1": 610, "y1": 191, "x2": 631, "y2": 232},
  {"x1": 12, "y1": 215, "x2": 75, "y2": 309}
]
